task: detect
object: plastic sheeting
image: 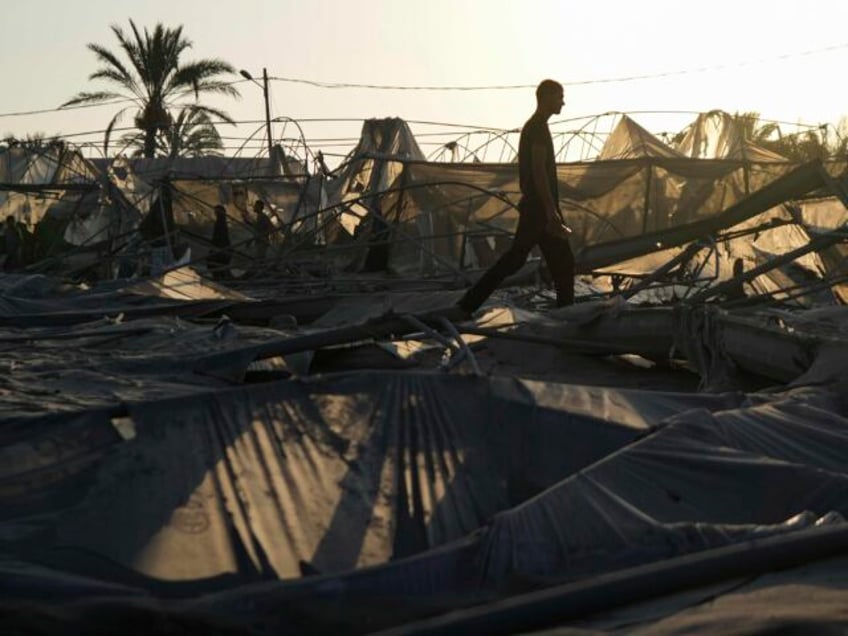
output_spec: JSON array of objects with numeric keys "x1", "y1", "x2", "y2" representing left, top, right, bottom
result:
[
  {"x1": 397, "y1": 157, "x2": 802, "y2": 274},
  {"x1": 0, "y1": 372, "x2": 742, "y2": 583},
  {"x1": 598, "y1": 116, "x2": 684, "y2": 161},
  {"x1": 0, "y1": 144, "x2": 101, "y2": 231},
  {"x1": 169, "y1": 385, "x2": 848, "y2": 634},
  {"x1": 675, "y1": 111, "x2": 787, "y2": 162},
  {"x1": 0, "y1": 271, "x2": 239, "y2": 327},
  {"x1": 1, "y1": 380, "x2": 847, "y2": 634},
  {"x1": 476, "y1": 387, "x2": 848, "y2": 586},
  {"x1": 0, "y1": 312, "x2": 301, "y2": 419},
  {"x1": 312, "y1": 115, "x2": 824, "y2": 276},
  {"x1": 7, "y1": 117, "x2": 845, "y2": 283}
]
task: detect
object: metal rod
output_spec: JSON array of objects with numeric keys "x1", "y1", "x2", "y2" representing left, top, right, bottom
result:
[{"x1": 438, "y1": 316, "x2": 482, "y2": 375}]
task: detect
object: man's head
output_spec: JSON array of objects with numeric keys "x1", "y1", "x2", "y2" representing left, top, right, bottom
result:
[
  {"x1": 253, "y1": 200, "x2": 265, "y2": 215},
  {"x1": 536, "y1": 80, "x2": 564, "y2": 117},
  {"x1": 214, "y1": 204, "x2": 226, "y2": 217},
  {"x1": 5, "y1": 216, "x2": 15, "y2": 227}
]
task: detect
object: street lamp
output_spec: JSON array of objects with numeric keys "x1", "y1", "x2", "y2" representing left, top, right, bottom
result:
[{"x1": 239, "y1": 67, "x2": 273, "y2": 160}]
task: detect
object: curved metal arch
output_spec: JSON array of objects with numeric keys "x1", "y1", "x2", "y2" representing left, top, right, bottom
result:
[
  {"x1": 271, "y1": 116, "x2": 313, "y2": 171},
  {"x1": 427, "y1": 129, "x2": 520, "y2": 163}
]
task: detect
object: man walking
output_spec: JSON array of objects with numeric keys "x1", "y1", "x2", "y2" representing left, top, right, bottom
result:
[{"x1": 458, "y1": 79, "x2": 575, "y2": 314}]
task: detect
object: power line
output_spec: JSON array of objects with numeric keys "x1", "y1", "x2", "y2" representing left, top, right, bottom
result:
[
  {"x1": 0, "y1": 80, "x2": 246, "y2": 120},
  {"x1": 266, "y1": 41, "x2": 848, "y2": 90},
  {"x1": 0, "y1": 99, "x2": 135, "y2": 119},
  {"x1": 270, "y1": 77, "x2": 535, "y2": 91},
  {"x1": 566, "y1": 42, "x2": 848, "y2": 86},
  {"x1": 4, "y1": 42, "x2": 846, "y2": 122}
]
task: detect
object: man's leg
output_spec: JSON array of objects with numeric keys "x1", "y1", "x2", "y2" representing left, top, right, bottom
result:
[
  {"x1": 539, "y1": 232, "x2": 575, "y2": 306},
  {"x1": 459, "y1": 207, "x2": 543, "y2": 313}
]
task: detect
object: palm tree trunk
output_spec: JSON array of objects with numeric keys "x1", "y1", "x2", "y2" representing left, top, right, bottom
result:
[{"x1": 143, "y1": 128, "x2": 157, "y2": 158}]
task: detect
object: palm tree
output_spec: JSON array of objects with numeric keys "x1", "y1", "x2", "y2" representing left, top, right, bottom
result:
[
  {"x1": 731, "y1": 111, "x2": 845, "y2": 162},
  {"x1": 61, "y1": 20, "x2": 239, "y2": 158},
  {"x1": 2, "y1": 132, "x2": 64, "y2": 150},
  {"x1": 732, "y1": 111, "x2": 780, "y2": 147},
  {"x1": 831, "y1": 117, "x2": 848, "y2": 159},
  {"x1": 118, "y1": 105, "x2": 226, "y2": 158}
]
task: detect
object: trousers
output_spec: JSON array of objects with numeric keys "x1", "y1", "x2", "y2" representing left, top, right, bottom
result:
[{"x1": 459, "y1": 202, "x2": 575, "y2": 312}]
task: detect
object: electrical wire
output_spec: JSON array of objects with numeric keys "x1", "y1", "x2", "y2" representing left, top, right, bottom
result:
[
  {"x1": 0, "y1": 99, "x2": 135, "y2": 119},
  {"x1": 263, "y1": 41, "x2": 848, "y2": 91},
  {"x1": 0, "y1": 79, "x2": 247, "y2": 120},
  {"x1": 6, "y1": 39, "x2": 847, "y2": 123}
]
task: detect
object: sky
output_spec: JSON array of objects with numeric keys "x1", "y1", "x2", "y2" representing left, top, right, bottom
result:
[{"x1": 3, "y1": 0, "x2": 848, "y2": 164}]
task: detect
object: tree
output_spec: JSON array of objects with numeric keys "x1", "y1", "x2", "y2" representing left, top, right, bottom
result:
[
  {"x1": 2, "y1": 132, "x2": 64, "y2": 150},
  {"x1": 117, "y1": 105, "x2": 225, "y2": 158},
  {"x1": 831, "y1": 117, "x2": 848, "y2": 159},
  {"x1": 732, "y1": 111, "x2": 845, "y2": 162},
  {"x1": 61, "y1": 20, "x2": 239, "y2": 158},
  {"x1": 732, "y1": 111, "x2": 780, "y2": 147}
]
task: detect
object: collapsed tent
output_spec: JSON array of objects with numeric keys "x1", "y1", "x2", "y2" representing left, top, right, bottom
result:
[
  {"x1": 5, "y1": 111, "x2": 845, "y2": 308},
  {"x1": 597, "y1": 115, "x2": 684, "y2": 161},
  {"x1": 3, "y1": 109, "x2": 848, "y2": 635},
  {"x1": 0, "y1": 372, "x2": 744, "y2": 584},
  {"x1": 310, "y1": 112, "x2": 829, "y2": 282},
  {"x1": 675, "y1": 110, "x2": 788, "y2": 162},
  {"x1": 0, "y1": 143, "x2": 100, "y2": 226}
]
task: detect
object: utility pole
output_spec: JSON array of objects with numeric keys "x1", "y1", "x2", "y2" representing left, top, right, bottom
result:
[
  {"x1": 240, "y1": 68, "x2": 274, "y2": 160},
  {"x1": 262, "y1": 67, "x2": 273, "y2": 160}
]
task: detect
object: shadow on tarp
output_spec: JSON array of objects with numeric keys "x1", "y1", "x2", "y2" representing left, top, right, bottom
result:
[
  {"x1": 177, "y1": 385, "x2": 848, "y2": 635},
  {"x1": 0, "y1": 372, "x2": 742, "y2": 595},
  {"x1": 10, "y1": 379, "x2": 848, "y2": 633}
]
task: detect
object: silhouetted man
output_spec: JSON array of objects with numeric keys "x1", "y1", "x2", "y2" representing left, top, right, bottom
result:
[
  {"x1": 250, "y1": 199, "x2": 273, "y2": 263},
  {"x1": 458, "y1": 79, "x2": 574, "y2": 314},
  {"x1": 3, "y1": 216, "x2": 22, "y2": 272},
  {"x1": 207, "y1": 205, "x2": 232, "y2": 280}
]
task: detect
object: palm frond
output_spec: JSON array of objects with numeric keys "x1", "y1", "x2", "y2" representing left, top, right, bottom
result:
[
  {"x1": 116, "y1": 130, "x2": 148, "y2": 158},
  {"x1": 86, "y1": 43, "x2": 136, "y2": 92},
  {"x1": 60, "y1": 91, "x2": 125, "y2": 108},
  {"x1": 103, "y1": 107, "x2": 131, "y2": 154},
  {"x1": 123, "y1": 20, "x2": 151, "y2": 88},
  {"x1": 88, "y1": 68, "x2": 138, "y2": 97},
  {"x1": 174, "y1": 104, "x2": 236, "y2": 126},
  {"x1": 166, "y1": 60, "x2": 239, "y2": 98}
]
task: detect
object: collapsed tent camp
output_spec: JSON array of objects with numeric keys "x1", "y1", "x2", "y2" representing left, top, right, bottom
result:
[{"x1": 2, "y1": 111, "x2": 848, "y2": 634}]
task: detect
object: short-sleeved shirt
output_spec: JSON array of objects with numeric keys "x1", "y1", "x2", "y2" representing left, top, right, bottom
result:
[{"x1": 518, "y1": 112, "x2": 558, "y2": 211}]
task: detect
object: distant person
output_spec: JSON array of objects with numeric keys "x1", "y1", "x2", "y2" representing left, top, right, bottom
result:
[
  {"x1": 140, "y1": 182, "x2": 177, "y2": 275},
  {"x1": 457, "y1": 79, "x2": 574, "y2": 314},
  {"x1": 31, "y1": 216, "x2": 63, "y2": 263},
  {"x1": 16, "y1": 221, "x2": 33, "y2": 266},
  {"x1": 725, "y1": 257, "x2": 747, "y2": 302},
  {"x1": 207, "y1": 205, "x2": 232, "y2": 280},
  {"x1": 250, "y1": 199, "x2": 273, "y2": 263},
  {"x1": 2, "y1": 215, "x2": 22, "y2": 272}
]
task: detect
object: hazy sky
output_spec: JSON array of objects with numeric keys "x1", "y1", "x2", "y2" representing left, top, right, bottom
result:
[{"x1": 3, "y1": 0, "x2": 848, "y2": 161}]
